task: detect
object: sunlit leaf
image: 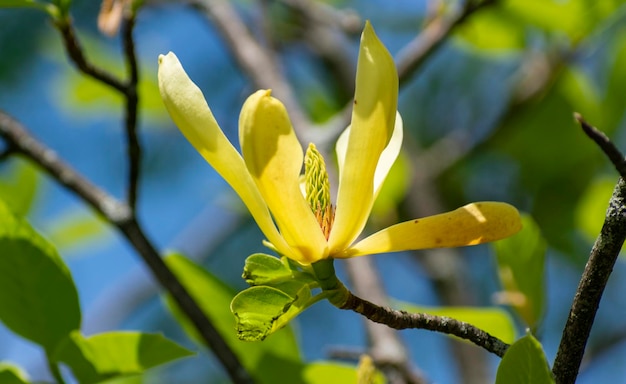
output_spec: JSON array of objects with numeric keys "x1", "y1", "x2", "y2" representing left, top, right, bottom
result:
[
  {"x1": 244, "y1": 253, "x2": 292, "y2": 284},
  {"x1": 455, "y1": 8, "x2": 526, "y2": 51},
  {"x1": 456, "y1": 0, "x2": 623, "y2": 51},
  {"x1": 493, "y1": 215, "x2": 547, "y2": 329},
  {"x1": 54, "y1": 331, "x2": 194, "y2": 384},
  {"x1": 0, "y1": 199, "x2": 81, "y2": 353},
  {"x1": 397, "y1": 301, "x2": 516, "y2": 344},
  {"x1": 495, "y1": 333, "x2": 554, "y2": 384},
  {"x1": 42, "y1": 207, "x2": 111, "y2": 253},
  {"x1": 231, "y1": 286, "x2": 296, "y2": 341},
  {"x1": 0, "y1": 0, "x2": 55, "y2": 14},
  {"x1": 603, "y1": 27, "x2": 626, "y2": 135},
  {"x1": 231, "y1": 283, "x2": 312, "y2": 342},
  {"x1": 52, "y1": 0, "x2": 70, "y2": 15},
  {"x1": 576, "y1": 176, "x2": 616, "y2": 243},
  {"x1": 0, "y1": 362, "x2": 30, "y2": 384},
  {"x1": 163, "y1": 253, "x2": 304, "y2": 384},
  {"x1": 302, "y1": 361, "x2": 383, "y2": 384},
  {"x1": 504, "y1": 0, "x2": 588, "y2": 40},
  {"x1": 0, "y1": 160, "x2": 38, "y2": 216},
  {"x1": 243, "y1": 253, "x2": 316, "y2": 287}
]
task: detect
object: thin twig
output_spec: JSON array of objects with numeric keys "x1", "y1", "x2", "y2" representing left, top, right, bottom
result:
[
  {"x1": 318, "y1": 0, "x2": 497, "y2": 149},
  {"x1": 396, "y1": 0, "x2": 497, "y2": 87},
  {"x1": 552, "y1": 119, "x2": 626, "y2": 384},
  {"x1": 278, "y1": 0, "x2": 360, "y2": 97},
  {"x1": 575, "y1": 113, "x2": 626, "y2": 178},
  {"x1": 121, "y1": 13, "x2": 141, "y2": 210},
  {"x1": 340, "y1": 290, "x2": 510, "y2": 357},
  {"x1": 188, "y1": 0, "x2": 312, "y2": 136},
  {"x1": 55, "y1": 17, "x2": 127, "y2": 93},
  {"x1": 0, "y1": 111, "x2": 253, "y2": 384}
]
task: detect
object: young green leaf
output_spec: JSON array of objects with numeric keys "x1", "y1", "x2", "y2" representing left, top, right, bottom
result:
[
  {"x1": 231, "y1": 286, "x2": 296, "y2": 341},
  {"x1": 163, "y1": 253, "x2": 303, "y2": 384},
  {"x1": 0, "y1": 199, "x2": 81, "y2": 353},
  {"x1": 495, "y1": 334, "x2": 554, "y2": 384},
  {"x1": 53, "y1": 331, "x2": 194, "y2": 384},
  {"x1": 493, "y1": 214, "x2": 547, "y2": 329},
  {"x1": 242, "y1": 253, "x2": 294, "y2": 285},
  {"x1": 231, "y1": 282, "x2": 313, "y2": 342}
]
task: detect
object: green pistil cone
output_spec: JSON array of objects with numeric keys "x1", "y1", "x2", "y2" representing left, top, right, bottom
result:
[{"x1": 304, "y1": 143, "x2": 330, "y2": 213}]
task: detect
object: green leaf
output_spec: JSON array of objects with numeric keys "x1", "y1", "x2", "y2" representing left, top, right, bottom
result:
[
  {"x1": 301, "y1": 361, "x2": 387, "y2": 384},
  {"x1": 54, "y1": 331, "x2": 193, "y2": 384},
  {"x1": 231, "y1": 284, "x2": 312, "y2": 342},
  {"x1": 576, "y1": 176, "x2": 616, "y2": 243},
  {"x1": 0, "y1": 199, "x2": 81, "y2": 353},
  {"x1": 397, "y1": 302, "x2": 516, "y2": 344},
  {"x1": 0, "y1": 362, "x2": 30, "y2": 384},
  {"x1": 42, "y1": 207, "x2": 111, "y2": 253},
  {"x1": 495, "y1": 333, "x2": 554, "y2": 384},
  {"x1": 301, "y1": 362, "x2": 357, "y2": 384},
  {"x1": 0, "y1": 160, "x2": 38, "y2": 216},
  {"x1": 163, "y1": 253, "x2": 304, "y2": 384},
  {"x1": 243, "y1": 253, "x2": 316, "y2": 286},
  {"x1": 504, "y1": 0, "x2": 587, "y2": 40},
  {"x1": 493, "y1": 215, "x2": 547, "y2": 329},
  {"x1": 0, "y1": 0, "x2": 54, "y2": 13},
  {"x1": 457, "y1": 0, "x2": 626, "y2": 51},
  {"x1": 455, "y1": 8, "x2": 526, "y2": 51},
  {"x1": 242, "y1": 253, "x2": 293, "y2": 285},
  {"x1": 52, "y1": 0, "x2": 70, "y2": 14},
  {"x1": 0, "y1": 0, "x2": 59, "y2": 18}
]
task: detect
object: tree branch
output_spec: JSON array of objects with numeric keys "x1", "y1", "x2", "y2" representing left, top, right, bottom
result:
[
  {"x1": 121, "y1": 13, "x2": 141, "y2": 210},
  {"x1": 552, "y1": 117, "x2": 626, "y2": 384},
  {"x1": 396, "y1": 0, "x2": 497, "y2": 87},
  {"x1": 575, "y1": 113, "x2": 626, "y2": 179},
  {"x1": 0, "y1": 111, "x2": 253, "y2": 384},
  {"x1": 318, "y1": 0, "x2": 496, "y2": 150},
  {"x1": 57, "y1": 12, "x2": 142, "y2": 211},
  {"x1": 340, "y1": 290, "x2": 510, "y2": 358},
  {"x1": 188, "y1": 0, "x2": 312, "y2": 136},
  {"x1": 344, "y1": 257, "x2": 427, "y2": 384},
  {"x1": 55, "y1": 16, "x2": 127, "y2": 93}
]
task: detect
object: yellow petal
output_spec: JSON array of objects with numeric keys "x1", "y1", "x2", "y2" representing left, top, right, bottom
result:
[
  {"x1": 158, "y1": 52, "x2": 292, "y2": 257},
  {"x1": 336, "y1": 202, "x2": 522, "y2": 258},
  {"x1": 329, "y1": 21, "x2": 399, "y2": 254},
  {"x1": 336, "y1": 112, "x2": 403, "y2": 201},
  {"x1": 239, "y1": 90, "x2": 328, "y2": 263},
  {"x1": 373, "y1": 111, "x2": 403, "y2": 200}
]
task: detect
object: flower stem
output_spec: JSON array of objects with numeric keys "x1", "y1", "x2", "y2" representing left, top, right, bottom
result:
[{"x1": 312, "y1": 259, "x2": 349, "y2": 306}]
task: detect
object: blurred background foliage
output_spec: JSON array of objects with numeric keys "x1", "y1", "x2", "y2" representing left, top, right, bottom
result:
[{"x1": 1, "y1": 0, "x2": 626, "y2": 383}]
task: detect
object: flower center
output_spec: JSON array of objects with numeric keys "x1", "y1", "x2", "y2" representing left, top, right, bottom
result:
[{"x1": 304, "y1": 143, "x2": 335, "y2": 240}]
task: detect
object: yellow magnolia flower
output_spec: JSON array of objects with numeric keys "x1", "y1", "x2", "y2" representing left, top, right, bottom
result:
[{"x1": 158, "y1": 22, "x2": 522, "y2": 265}]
